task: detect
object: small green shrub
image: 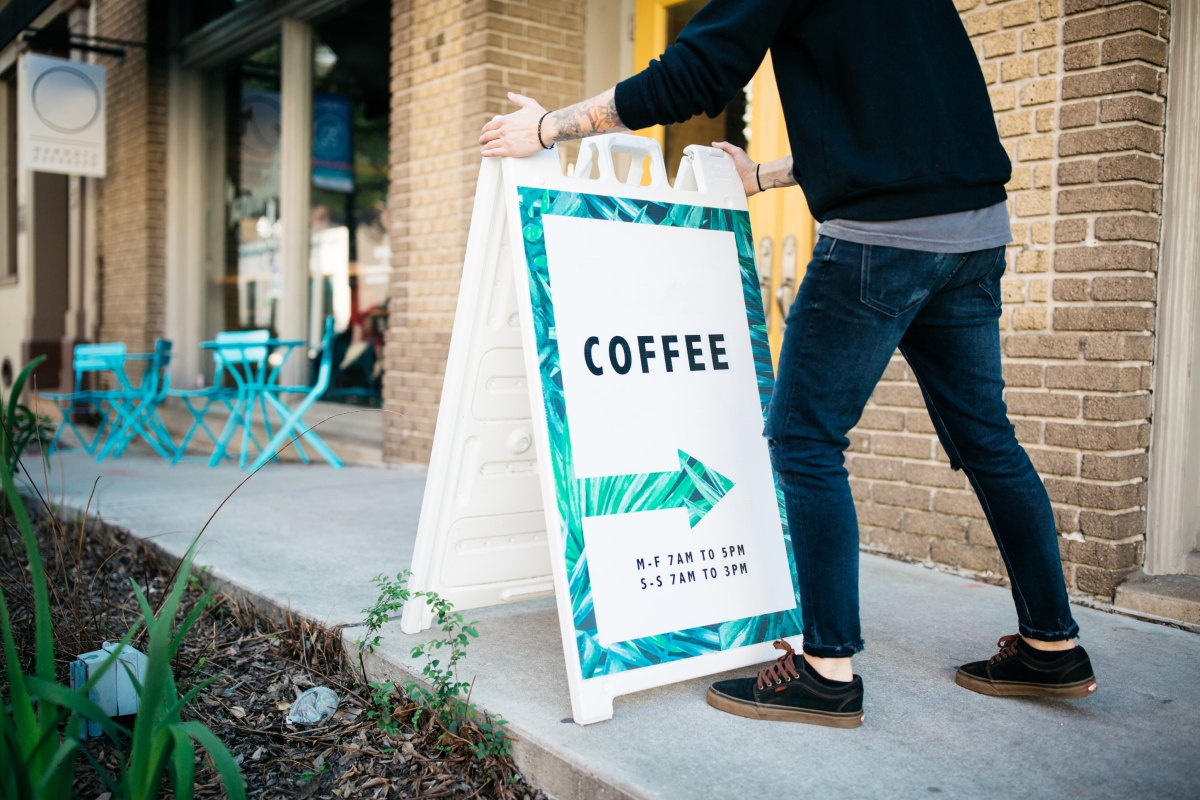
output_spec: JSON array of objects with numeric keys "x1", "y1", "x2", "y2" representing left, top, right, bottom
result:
[
  {"x1": 406, "y1": 592, "x2": 478, "y2": 733},
  {"x1": 366, "y1": 682, "x2": 403, "y2": 736},
  {"x1": 357, "y1": 571, "x2": 413, "y2": 656},
  {"x1": 356, "y1": 572, "x2": 510, "y2": 759}
]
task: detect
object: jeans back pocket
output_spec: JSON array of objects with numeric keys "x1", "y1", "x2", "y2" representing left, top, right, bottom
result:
[
  {"x1": 978, "y1": 247, "x2": 1009, "y2": 308},
  {"x1": 860, "y1": 244, "x2": 938, "y2": 318}
]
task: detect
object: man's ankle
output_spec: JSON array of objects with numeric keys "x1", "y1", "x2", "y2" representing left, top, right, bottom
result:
[
  {"x1": 803, "y1": 652, "x2": 853, "y2": 683},
  {"x1": 1021, "y1": 635, "x2": 1076, "y2": 652}
]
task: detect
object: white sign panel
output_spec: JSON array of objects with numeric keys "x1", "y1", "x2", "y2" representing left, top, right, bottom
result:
[
  {"x1": 19, "y1": 53, "x2": 106, "y2": 177},
  {"x1": 545, "y1": 214, "x2": 795, "y2": 646},
  {"x1": 402, "y1": 135, "x2": 802, "y2": 724}
]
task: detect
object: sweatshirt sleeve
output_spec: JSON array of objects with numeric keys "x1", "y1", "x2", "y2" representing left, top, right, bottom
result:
[{"x1": 615, "y1": 0, "x2": 809, "y2": 131}]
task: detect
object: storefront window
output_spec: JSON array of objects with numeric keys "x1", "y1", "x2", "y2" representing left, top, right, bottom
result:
[
  {"x1": 214, "y1": 2, "x2": 390, "y2": 404},
  {"x1": 224, "y1": 42, "x2": 282, "y2": 335},
  {"x1": 307, "y1": 0, "x2": 391, "y2": 405}
]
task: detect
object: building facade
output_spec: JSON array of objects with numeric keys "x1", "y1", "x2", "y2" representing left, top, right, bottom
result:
[
  {"x1": 852, "y1": 0, "x2": 1190, "y2": 600},
  {"x1": 0, "y1": 0, "x2": 1195, "y2": 615}
]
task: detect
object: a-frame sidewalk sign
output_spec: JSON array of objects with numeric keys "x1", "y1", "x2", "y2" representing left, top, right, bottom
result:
[{"x1": 401, "y1": 134, "x2": 803, "y2": 724}]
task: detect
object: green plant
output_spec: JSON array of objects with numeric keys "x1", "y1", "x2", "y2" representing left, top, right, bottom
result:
[
  {"x1": 117, "y1": 550, "x2": 245, "y2": 800},
  {"x1": 186, "y1": 565, "x2": 209, "y2": 592},
  {"x1": 356, "y1": 571, "x2": 413, "y2": 656},
  {"x1": 405, "y1": 592, "x2": 478, "y2": 732},
  {"x1": 365, "y1": 682, "x2": 402, "y2": 736},
  {"x1": 0, "y1": 356, "x2": 54, "y2": 513},
  {"x1": 0, "y1": 444, "x2": 245, "y2": 799},
  {"x1": 469, "y1": 709, "x2": 511, "y2": 761},
  {"x1": 1, "y1": 395, "x2": 82, "y2": 799},
  {"x1": 298, "y1": 764, "x2": 326, "y2": 784},
  {"x1": 356, "y1": 573, "x2": 509, "y2": 758}
]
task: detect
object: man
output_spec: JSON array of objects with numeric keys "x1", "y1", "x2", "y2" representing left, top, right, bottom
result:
[{"x1": 479, "y1": 0, "x2": 1096, "y2": 729}]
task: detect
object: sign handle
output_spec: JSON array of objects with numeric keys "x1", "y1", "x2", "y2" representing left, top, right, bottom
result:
[{"x1": 574, "y1": 133, "x2": 671, "y2": 189}]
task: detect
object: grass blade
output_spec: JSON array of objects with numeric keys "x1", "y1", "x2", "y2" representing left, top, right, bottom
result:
[
  {"x1": 0, "y1": 584, "x2": 38, "y2": 761},
  {"x1": 169, "y1": 585, "x2": 215, "y2": 657},
  {"x1": 163, "y1": 676, "x2": 221, "y2": 723},
  {"x1": 3, "y1": 355, "x2": 44, "y2": 435},
  {"x1": 167, "y1": 726, "x2": 197, "y2": 800},
  {"x1": 31, "y1": 733, "x2": 81, "y2": 800},
  {"x1": 179, "y1": 721, "x2": 246, "y2": 800},
  {"x1": 1, "y1": 729, "x2": 34, "y2": 800},
  {"x1": 129, "y1": 541, "x2": 202, "y2": 799},
  {"x1": 0, "y1": 422, "x2": 54, "y2": 681}
]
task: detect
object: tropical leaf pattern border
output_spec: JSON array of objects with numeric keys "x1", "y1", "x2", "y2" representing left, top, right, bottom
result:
[{"x1": 516, "y1": 187, "x2": 802, "y2": 679}]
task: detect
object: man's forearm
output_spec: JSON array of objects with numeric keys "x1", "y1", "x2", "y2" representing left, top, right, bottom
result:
[
  {"x1": 758, "y1": 156, "x2": 798, "y2": 191},
  {"x1": 545, "y1": 88, "x2": 631, "y2": 144}
]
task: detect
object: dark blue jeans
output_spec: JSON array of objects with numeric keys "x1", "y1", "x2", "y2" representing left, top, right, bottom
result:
[{"x1": 766, "y1": 235, "x2": 1079, "y2": 658}]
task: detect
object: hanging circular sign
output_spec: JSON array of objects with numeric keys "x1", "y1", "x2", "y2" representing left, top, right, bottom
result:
[{"x1": 32, "y1": 66, "x2": 101, "y2": 134}]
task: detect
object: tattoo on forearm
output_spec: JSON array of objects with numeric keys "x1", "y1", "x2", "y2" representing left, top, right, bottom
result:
[
  {"x1": 550, "y1": 90, "x2": 622, "y2": 143},
  {"x1": 771, "y1": 158, "x2": 798, "y2": 189}
]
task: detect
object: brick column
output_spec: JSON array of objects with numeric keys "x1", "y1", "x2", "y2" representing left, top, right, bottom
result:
[
  {"x1": 94, "y1": 0, "x2": 168, "y2": 356},
  {"x1": 385, "y1": 0, "x2": 585, "y2": 464},
  {"x1": 851, "y1": 0, "x2": 1169, "y2": 599}
]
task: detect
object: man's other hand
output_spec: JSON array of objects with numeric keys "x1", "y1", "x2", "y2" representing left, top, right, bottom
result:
[
  {"x1": 480, "y1": 93, "x2": 548, "y2": 158},
  {"x1": 712, "y1": 141, "x2": 760, "y2": 197}
]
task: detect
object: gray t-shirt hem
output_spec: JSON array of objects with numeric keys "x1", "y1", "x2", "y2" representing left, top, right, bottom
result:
[{"x1": 818, "y1": 200, "x2": 1012, "y2": 254}]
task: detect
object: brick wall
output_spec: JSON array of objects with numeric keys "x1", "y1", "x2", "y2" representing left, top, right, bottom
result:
[
  {"x1": 852, "y1": 0, "x2": 1169, "y2": 599},
  {"x1": 94, "y1": 0, "x2": 168, "y2": 355},
  {"x1": 385, "y1": 0, "x2": 585, "y2": 463}
]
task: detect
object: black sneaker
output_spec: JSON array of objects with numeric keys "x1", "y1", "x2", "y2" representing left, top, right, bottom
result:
[
  {"x1": 956, "y1": 634, "x2": 1097, "y2": 699},
  {"x1": 707, "y1": 640, "x2": 864, "y2": 728}
]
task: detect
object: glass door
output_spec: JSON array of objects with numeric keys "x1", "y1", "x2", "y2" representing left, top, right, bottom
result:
[
  {"x1": 223, "y1": 41, "x2": 283, "y2": 338},
  {"x1": 306, "y1": 0, "x2": 391, "y2": 405}
]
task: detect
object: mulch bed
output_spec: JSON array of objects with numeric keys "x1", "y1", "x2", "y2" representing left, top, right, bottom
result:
[{"x1": 2, "y1": 483, "x2": 548, "y2": 800}]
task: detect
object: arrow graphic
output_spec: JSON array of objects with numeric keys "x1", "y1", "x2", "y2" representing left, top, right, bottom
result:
[{"x1": 577, "y1": 450, "x2": 735, "y2": 528}]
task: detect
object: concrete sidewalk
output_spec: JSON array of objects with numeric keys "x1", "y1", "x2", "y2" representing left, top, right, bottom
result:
[{"x1": 19, "y1": 453, "x2": 1200, "y2": 800}]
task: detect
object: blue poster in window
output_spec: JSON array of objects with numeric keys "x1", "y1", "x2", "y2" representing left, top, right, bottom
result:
[{"x1": 313, "y1": 93, "x2": 353, "y2": 193}]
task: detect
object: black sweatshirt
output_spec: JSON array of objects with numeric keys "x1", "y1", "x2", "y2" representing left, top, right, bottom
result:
[{"x1": 614, "y1": 0, "x2": 1011, "y2": 222}]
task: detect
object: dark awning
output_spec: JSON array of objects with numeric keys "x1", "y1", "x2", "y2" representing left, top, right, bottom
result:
[{"x1": 0, "y1": 0, "x2": 57, "y2": 50}]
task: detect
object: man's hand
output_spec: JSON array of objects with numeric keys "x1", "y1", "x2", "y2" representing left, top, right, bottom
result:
[
  {"x1": 480, "y1": 88, "x2": 630, "y2": 158},
  {"x1": 711, "y1": 143, "x2": 798, "y2": 197},
  {"x1": 480, "y1": 93, "x2": 550, "y2": 158},
  {"x1": 712, "y1": 141, "x2": 760, "y2": 197}
]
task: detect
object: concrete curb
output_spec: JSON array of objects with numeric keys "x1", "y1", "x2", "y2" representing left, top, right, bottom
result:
[
  {"x1": 358, "y1": 649, "x2": 643, "y2": 800},
  {"x1": 18, "y1": 488, "x2": 642, "y2": 800}
]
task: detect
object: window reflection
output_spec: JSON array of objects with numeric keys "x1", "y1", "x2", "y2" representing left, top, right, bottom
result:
[
  {"x1": 224, "y1": 42, "x2": 282, "y2": 336},
  {"x1": 307, "y1": 0, "x2": 391, "y2": 405},
  {"x1": 218, "y1": 2, "x2": 391, "y2": 405}
]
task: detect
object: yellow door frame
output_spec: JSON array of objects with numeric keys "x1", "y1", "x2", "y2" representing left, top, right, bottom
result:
[
  {"x1": 746, "y1": 54, "x2": 815, "y2": 359},
  {"x1": 632, "y1": 0, "x2": 690, "y2": 152},
  {"x1": 632, "y1": 0, "x2": 814, "y2": 360}
]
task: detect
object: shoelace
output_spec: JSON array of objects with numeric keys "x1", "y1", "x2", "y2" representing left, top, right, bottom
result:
[
  {"x1": 756, "y1": 639, "x2": 802, "y2": 689},
  {"x1": 989, "y1": 634, "x2": 1020, "y2": 664}
]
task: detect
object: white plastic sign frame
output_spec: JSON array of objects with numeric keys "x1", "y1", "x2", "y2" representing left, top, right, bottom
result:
[{"x1": 403, "y1": 135, "x2": 802, "y2": 724}]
